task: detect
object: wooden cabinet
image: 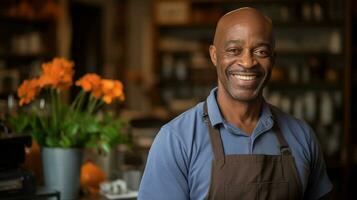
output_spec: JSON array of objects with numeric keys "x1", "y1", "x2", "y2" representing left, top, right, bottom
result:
[{"x1": 152, "y1": 0, "x2": 349, "y2": 197}]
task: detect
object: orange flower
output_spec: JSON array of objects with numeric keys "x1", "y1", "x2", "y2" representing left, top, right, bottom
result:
[
  {"x1": 18, "y1": 78, "x2": 41, "y2": 105},
  {"x1": 16, "y1": 57, "x2": 125, "y2": 107},
  {"x1": 75, "y1": 73, "x2": 102, "y2": 98},
  {"x1": 38, "y1": 58, "x2": 74, "y2": 90},
  {"x1": 101, "y1": 79, "x2": 125, "y2": 104}
]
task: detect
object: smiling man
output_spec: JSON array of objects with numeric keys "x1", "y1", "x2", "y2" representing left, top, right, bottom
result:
[{"x1": 138, "y1": 7, "x2": 332, "y2": 200}]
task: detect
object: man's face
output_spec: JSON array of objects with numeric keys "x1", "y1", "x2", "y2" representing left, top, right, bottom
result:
[{"x1": 210, "y1": 21, "x2": 275, "y2": 102}]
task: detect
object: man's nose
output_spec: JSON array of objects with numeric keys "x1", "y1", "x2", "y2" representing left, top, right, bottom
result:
[{"x1": 238, "y1": 50, "x2": 257, "y2": 68}]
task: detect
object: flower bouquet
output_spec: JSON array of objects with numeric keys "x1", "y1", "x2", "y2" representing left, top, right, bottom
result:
[{"x1": 8, "y1": 57, "x2": 127, "y2": 152}]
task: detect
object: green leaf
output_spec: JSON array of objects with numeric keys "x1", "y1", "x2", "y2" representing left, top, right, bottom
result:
[
  {"x1": 84, "y1": 140, "x2": 98, "y2": 149},
  {"x1": 82, "y1": 120, "x2": 100, "y2": 133},
  {"x1": 65, "y1": 123, "x2": 80, "y2": 136},
  {"x1": 7, "y1": 113, "x2": 30, "y2": 133},
  {"x1": 101, "y1": 143, "x2": 111, "y2": 153},
  {"x1": 59, "y1": 135, "x2": 71, "y2": 148},
  {"x1": 45, "y1": 137, "x2": 58, "y2": 147}
]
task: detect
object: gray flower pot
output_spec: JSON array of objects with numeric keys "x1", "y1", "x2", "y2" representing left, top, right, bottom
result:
[{"x1": 42, "y1": 147, "x2": 83, "y2": 200}]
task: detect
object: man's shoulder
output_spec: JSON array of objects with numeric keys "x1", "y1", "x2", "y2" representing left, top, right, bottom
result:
[
  {"x1": 268, "y1": 103, "x2": 314, "y2": 146},
  {"x1": 269, "y1": 103, "x2": 311, "y2": 132},
  {"x1": 268, "y1": 103, "x2": 318, "y2": 158},
  {"x1": 163, "y1": 101, "x2": 205, "y2": 132},
  {"x1": 156, "y1": 101, "x2": 206, "y2": 149}
]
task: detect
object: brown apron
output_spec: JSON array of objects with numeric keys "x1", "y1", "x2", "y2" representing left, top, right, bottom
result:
[{"x1": 203, "y1": 102, "x2": 303, "y2": 200}]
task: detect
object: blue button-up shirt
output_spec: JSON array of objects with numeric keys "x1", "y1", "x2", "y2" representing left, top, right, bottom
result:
[{"x1": 138, "y1": 88, "x2": 332, "y2": 200}]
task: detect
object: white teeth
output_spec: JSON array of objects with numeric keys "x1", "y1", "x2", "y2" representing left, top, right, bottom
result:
[{"x1": 233, "y1": 74, "x2": 256, "y2": 80}]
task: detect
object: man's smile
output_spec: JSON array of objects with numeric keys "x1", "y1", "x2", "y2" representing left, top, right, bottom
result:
[
  {"x1": 231, "y1": 74, "x2": 258, "y2": 80},
  {"x1": 227, "y1": 70, "x2": 263, "y2": 89}
]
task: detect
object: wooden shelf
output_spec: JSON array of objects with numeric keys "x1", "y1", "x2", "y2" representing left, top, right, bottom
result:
[
  {"x1": 274, "y1": 21, "x2": 343, "y2": 28},
  {"x1": 267, "y1": 82, "x2": 342, "y2": 91},
  {"x1": 275, "y1": 51, "x2": 344, "y2": 57},
  {"x1": 157, "y1": 21, "x2": 343, "y2": 29},
  {"x1": 158, "y1": 48, "x2": 344, "y2": 59},
  {"x1": 0, "y1": 53, "x2": 51, "y2": 60},
  {"x1": 0, "y1": 15, "x2": 55, "y2": 27},
  {"x1": 190, "y1": 0, "x2": 320, "y2": 4}
]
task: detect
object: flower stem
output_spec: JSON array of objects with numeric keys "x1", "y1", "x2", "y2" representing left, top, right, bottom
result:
[
  {"x1": 69, "y1": 90, "x2": 85, "y2": 119},
  {"x1": 94, "y1": 100, "x2": 104, "y2": 112},
  {"x1": 70, "y1": 90, "x2": 83, "y2": 111},
  {"x1": 87, "y1": 95, "x2": 98, "y2": 114},
  {"x1": 50, "y1": 88, "x2": 57, "y2": 131}
]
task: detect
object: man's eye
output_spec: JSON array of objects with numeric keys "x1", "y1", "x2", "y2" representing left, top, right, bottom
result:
[
  {"x1": 226, "y1": 48, "x2": 241, "y2": 55},
  {"x1": 254, "y1": 49, "x2": 270, "y2": 57}
]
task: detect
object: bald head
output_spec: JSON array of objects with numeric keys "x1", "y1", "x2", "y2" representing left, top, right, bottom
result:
[{"x1": 213, "y1": 7, "x2": 274, "y2": 47}]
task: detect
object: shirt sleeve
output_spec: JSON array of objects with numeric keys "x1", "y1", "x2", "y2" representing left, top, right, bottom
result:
[
  {"x1": 304, "y1": 127, "x2": 333, "y2": 200},
  {"x1": 138, "y1": 125, "x2": 189, "y2": 200}
]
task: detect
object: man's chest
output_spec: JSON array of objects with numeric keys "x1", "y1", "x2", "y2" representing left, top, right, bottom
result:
[{"x1": 186, "y1": 128, "x2": 310, "y2": 199}]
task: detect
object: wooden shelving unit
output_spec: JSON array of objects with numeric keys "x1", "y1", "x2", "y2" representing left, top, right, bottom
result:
[
  {"x1": 151, "y1": 0, "x2": 350, "y2": 197},
  {"x1": 0, "y1": 1, "x2": 58, "y2": 100}
]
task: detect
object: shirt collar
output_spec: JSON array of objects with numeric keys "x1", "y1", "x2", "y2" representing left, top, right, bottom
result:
[
  {"x1": 205, "y1": 87, "x2": 274, "y2": 131},
  {"x1": 206, "y1": 87, "x2": 224, "y2": 127},
  {"x1": 253, "y1": 101, "x2": 274, "y2": 137}
]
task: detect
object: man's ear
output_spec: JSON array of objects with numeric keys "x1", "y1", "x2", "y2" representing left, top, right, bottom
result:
[{"x1": 209, "y1": 45, "x2": 217, "y2": 67}]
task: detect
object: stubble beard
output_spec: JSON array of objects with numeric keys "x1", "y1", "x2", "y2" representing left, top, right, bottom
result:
[{"x1": 220, "y1": 68, "x2": 270, "y2": 103}]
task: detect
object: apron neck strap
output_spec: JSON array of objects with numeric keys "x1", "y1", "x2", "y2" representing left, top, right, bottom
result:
[
  {"x1": 203, "y1": 101, "x2": 225, "y2": 167},
  {"x1": 203, "y1": 101, "x2": 292, "y2": 161}
]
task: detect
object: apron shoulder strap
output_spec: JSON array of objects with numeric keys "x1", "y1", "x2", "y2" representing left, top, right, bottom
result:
[
  {"x1": 271, "y1": 110, "x2": 292, "y2": 155},
  {"x1": 203, "y1": 102, "x2": 225, "y2": 167},
  {"x1": 204, "y1": 102, "x2": 291, "y2": 159}
]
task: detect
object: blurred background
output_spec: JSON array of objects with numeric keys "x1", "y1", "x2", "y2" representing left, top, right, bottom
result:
[{"x1": 0, "y1": 0, "x2": 356, "y2": 199}]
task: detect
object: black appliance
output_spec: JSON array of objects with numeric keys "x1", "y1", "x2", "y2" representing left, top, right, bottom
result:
[{"x1": 0, "y1": 122, "x2": 36, "y2": 200}]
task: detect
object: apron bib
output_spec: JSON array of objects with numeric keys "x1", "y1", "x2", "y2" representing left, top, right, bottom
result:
[{"x1": 203, "y1": 102, "x2": 303, "y2": 200}]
